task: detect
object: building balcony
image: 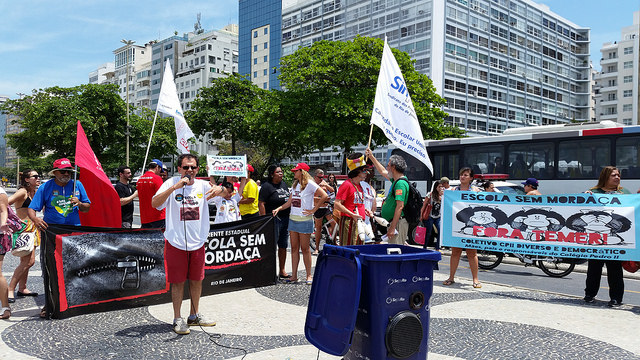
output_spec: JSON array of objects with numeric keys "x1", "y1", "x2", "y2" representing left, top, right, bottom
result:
[{"x1": 600, "y1": 57, "x2": 618, "y2": 65}]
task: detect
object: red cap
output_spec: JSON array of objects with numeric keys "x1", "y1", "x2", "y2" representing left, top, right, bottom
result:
[
  {"x1": 291, "y1": 162, "x2": 310, "y2": 172},
  {"x1": 52, "y1": 158, "x2": 74, "y2": 171},
  {"x1": 247, "y1": 164, "x2": 254, "y2": 173}
]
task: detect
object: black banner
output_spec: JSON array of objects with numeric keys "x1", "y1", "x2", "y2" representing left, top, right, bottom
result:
[{"x1": 42, "y1": 216, "x2": 276, "y2": 319}]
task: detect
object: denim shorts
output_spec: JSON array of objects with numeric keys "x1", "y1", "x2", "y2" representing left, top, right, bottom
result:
[{"x1": 288, "y1": 218, "x2": 314, "y2": 234}]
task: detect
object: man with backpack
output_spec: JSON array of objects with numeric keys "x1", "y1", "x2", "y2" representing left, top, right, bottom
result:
[{"x1": 366, "y1": 149, "x2": 414, "y2": 245}]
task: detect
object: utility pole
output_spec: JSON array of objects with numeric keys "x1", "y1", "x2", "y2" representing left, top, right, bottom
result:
[{"x1": 121, "y1": 39, "x2": 135, "y2": 166}]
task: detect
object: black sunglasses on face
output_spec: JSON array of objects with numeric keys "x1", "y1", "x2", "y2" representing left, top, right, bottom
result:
[
  {"x1": 182, "y1": 166, "x2": 198, "y2": 170},
  {"x1": 58, "y1": 170, "x2": 72, "y2": 174},
  {"x1": 30, "y1": 175, "x2": 40, "y2": 179}
]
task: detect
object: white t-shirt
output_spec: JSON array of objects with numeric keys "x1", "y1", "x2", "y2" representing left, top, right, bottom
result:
[
  {"x1": 210, "y1": 194, "x2": 241, "y2": 224},
  {"x1": 290, "y1": 180, "x2": 320, "y2": 220},
  {"x1": 155, "y1": 177, "x2": 213, "y2": 251},
  {"x1": 360, "y1": 181, "x2": 375, "y2": 225}
]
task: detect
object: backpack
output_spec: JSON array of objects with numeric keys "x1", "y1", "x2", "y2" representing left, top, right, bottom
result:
[{"x1": 391, "y1": 178, "x2": 423, "y2": 224}]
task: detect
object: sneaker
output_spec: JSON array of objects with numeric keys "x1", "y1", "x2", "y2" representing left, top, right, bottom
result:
[
  {"x1": 607, "y1": 300, "x2": 623, "y2": 308},
  {"x1": 173, "y1": 318, "x2": 190, "y2": 335},
  {"x1": 583, "y1": 296, "x2": 595, "y2": 303},
  {"x1": 187, "y1": 313, "x2": 217, "y2": 327}
]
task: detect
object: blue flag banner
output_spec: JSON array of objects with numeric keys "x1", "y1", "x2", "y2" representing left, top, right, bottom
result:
[{"x1": 441, "y1": 191, "x2": 640, "y2": 261}]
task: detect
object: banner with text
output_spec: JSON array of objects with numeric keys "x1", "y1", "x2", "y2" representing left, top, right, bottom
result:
[
  {"x1": 42, "y1": 216, "x2": 275, "y2": 319},
  {"x1": 441, "y1": 191, "x2": 640, "y2": 261},
  {"x1": 207, "y1": 155, "x2": 247, "y2": 177}
]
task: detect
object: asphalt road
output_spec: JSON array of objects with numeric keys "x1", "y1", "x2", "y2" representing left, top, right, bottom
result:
[{"x1": 439, "y1": 252, "x2": 640, "y2": 307}]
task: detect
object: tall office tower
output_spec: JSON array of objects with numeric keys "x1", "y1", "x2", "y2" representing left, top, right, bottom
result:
[
  {"x1": 593, "y1": 11, "x2": 640, "y2": 125},
  {"x1": 241, "y1": 0, "x2": 591, "y2": 135},
  {"x1": 239, "y1": 0, "x2": 283, "y2": 90},
  {"x1": 149, "y1": 35, "x2": 188, "y2": 108}
]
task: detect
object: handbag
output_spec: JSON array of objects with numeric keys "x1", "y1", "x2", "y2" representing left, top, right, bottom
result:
[
  {"x1": 11, "y1": 217, "x2": 35, "y2": 258},
  {"x1": 414, "y1": 225, "x2": 426, "y2": 245},
  {"x1": 622, "y1": 261, "x2": 640, "y2": 273},
  {"x1": 421, "y1": 196, "x2": 432, "y2": 221}
]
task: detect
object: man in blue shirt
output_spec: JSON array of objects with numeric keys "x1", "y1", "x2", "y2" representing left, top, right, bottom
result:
[{"x1": 28, "y1": 158, "x2": 91, "y2": 229}]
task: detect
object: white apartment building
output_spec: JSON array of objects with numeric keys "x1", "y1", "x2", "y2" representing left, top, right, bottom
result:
[
  {"x1": 281, "y1": 0, "x2": 591, "y2": 136},
  {"x1": 593, "y1": 11, "x2": 640, "y2": 125},
  {"x1": 89, "y1": 62, "x2": 115, "y2": 85},
  {"x1": 113, "y1": 43, "x2": 153, "y2": 108}
]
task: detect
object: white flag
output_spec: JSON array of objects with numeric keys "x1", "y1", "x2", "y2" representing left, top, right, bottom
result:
[
  {"x1": 157, "y1": 60, "x2": 194, "y2": 154},
  {"x1": 370, "y1": 39, "x2": 433, "y2": 175}
]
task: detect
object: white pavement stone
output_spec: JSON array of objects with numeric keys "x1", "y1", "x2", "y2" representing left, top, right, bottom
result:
[
  {"x1": 0, "y1": 306, "x2": 39, "y2": 360},
  {"x1": 147, "y1": 288, "x2": 308, "y2": 336},
  {"x1": 433, "y1": 298, "x2": 640, "y2": 355}
]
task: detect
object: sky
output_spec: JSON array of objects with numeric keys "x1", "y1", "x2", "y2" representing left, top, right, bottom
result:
[{"x1": 1, "y1": 0, "x2": 639, "y2": 99}]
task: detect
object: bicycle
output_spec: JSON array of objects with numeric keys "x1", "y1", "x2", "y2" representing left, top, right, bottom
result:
[{"x1": 477, "y1": 250, "x2": 577, "y2": 278}]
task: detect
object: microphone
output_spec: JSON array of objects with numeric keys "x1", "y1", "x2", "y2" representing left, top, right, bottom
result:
[{"x1": 184, "y1": 174, "x2": 191, "y2": 181}]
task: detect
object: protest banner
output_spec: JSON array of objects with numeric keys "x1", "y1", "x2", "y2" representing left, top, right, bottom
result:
[
  {"x1": 42, "y1": 216, "x2": 275, "y2": 319},
  {"x1": 441, "y1": 191, "x2": 640, "y2": 261},
  {"x1": 207, "y1": 155, "x2": 247, "y2": 177}
]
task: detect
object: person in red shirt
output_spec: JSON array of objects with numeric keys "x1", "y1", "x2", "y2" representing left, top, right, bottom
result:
[
  {"x1": 334, "y1": 153, "x2": 368, "y2": 246},
  {"x1": 137, "y1": 159, "x2": 166, "y2": 228}
]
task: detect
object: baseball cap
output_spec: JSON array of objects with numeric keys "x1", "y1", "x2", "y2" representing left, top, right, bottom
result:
[
  {"x1": 247, "y1": 164, "x2": 254, "y2": 173},
  {"x1": 151, "y1": 159, "x2": 164, "y2": 171},
  {"x1": 51, "y1": 158, "x2": 74, "y2": 171},
  {"x1": 521, "y1": 178, "x2": 539, "y2": 187},
  {"x1": 291, "y1": 162, "x2": 310, "y2": 172}
]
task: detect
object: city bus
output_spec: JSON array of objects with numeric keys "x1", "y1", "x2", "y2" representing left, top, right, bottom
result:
[{"x1": 388, "y1": 120, "x2": 640, "y2": 195}]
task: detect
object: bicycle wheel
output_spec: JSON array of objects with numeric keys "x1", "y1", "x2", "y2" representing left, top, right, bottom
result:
[
  {"x1": 537, "y1": 257, "x2": 575, "y2": 278},
  {"x1": 477, "y1": 251, "x2": 504, "y2": 270},
  {"x1": 321, "y1": 225, "x2": 336, "y2": 245}
]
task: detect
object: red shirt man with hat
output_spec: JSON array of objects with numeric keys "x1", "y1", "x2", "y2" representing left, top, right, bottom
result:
[{"x1": 137, "y1": 159, "x2": 166, "y2": 228}]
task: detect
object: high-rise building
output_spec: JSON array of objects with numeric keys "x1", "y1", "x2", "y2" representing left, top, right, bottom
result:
[
  {"x1": 241, "y1": 0, "x2": 591, "y2": 136},
  {"x1": 276, "y1": 0, "x2": 590, "y2": 135},
  {"x1": 150, "y1": 35, "x2": 188, "y2": 108},
  {"x1": 113, "y1": 42, "x2": 153, "y2": 108},
  {"x1": 239, "y1": 0, "x2": 283, "y2": 89},
  {"x1": 593, "y1": 11, "x2": 640, "y2": 125}
]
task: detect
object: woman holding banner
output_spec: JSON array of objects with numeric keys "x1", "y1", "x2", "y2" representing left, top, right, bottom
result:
[
  {"x1": 583, "y1": 166, "x2": 629, "y2": 307},
  {"x1": 273, "y1": 163, "x2": 328, "y2": 284},
  {"x1": 443, "y1": 167, "x2": 482, "y2": 288}
]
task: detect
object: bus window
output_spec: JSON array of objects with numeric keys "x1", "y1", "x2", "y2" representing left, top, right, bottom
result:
[
  {"x1": 462, "y1": 145, "x2": 503, "y2": 175},
  {"x1": 508, "y1": 142, "x2": 554, "y2": 179},
  {"x1": 616, "y1": 137, "x2": 640, "y2": 179},
  {"x1": 391, "y1": 149, "x2": 429, "y2": 180},
  {"x1": 432, "y1": 152, "x2": 459, "y2": 180},
  {"x1": 558, "y1": 139, "x2": 610, "y2": 179}
]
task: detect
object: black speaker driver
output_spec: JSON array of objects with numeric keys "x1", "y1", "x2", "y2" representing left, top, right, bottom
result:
[{"x1": 385, "y1": 311, "x2": 423, "y2": 359}]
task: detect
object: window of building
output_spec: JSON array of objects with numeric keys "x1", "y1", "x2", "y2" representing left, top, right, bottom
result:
[
  {"x1": 264, "y1": 28, "x2": 268, "y2": 35},
  {"x1": 263, "y1": 69, "x2": 268, "y2": 76},
  {"x1": 622, "y1": 118, "x2": 633, "y2": 125},
  {"x1": 263, "y1": 82, "x2": 268, "y2": 89},
  {"x1": 264, "y1": 42, "x2": 268, "y2": 49},
  {"x1": 624, "y1": 90, "x2": 633, "y2": 97},
  {"x1": 624, "y1": 75, "x2": 633, "y2": 83},
  {"x1": 623, "y1": 104, "x2": 633, "y2": 111},
  {"x1": 264, "y1": 55, "x2": 268, "y2": 62},
  {"x1": 254, "y1": 71, "x2": 257, "y2": 78},
  {"x1": 253, "y1": 31, "x2": 258, "y2": 38},
  {"x1": 254, "y1": 45, "x2": 258, "y2": 52},
  {"x1": 624, "y1": 47, "x2": 633, "y2": 55},
  {"x1": 624, "y1": 61, "x2": 633, "y2": 69},
  {"x1": 254, "y1": 58, "x2": 257, "y2": 65}
]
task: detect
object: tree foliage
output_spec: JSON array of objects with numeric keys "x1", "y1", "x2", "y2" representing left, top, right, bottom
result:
[
  {"x1": 278, "y1": 36, "x2": 462, "y2": 155},
  {"x1": 1, "y1": 84, "x2": 178, "y2": 176}
]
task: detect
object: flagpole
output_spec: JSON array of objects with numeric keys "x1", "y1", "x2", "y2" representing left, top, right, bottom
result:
[
  {"x1": 73, "y1": 164, "x2": 78, "y2": 200},
  {"x1": 142, "y1": 109, "x2": 159, "y2": 175},
  {"x1": 365, "y1": 123, "x2": 374, "y2": 162}
]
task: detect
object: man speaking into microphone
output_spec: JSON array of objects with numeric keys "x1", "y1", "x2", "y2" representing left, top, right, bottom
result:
[{"x1": 152, "y1": 153, "x2": 219, "y2": 335}]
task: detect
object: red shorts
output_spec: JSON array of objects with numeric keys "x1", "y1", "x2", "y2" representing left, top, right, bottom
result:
[{"x1": 164, "y1": 240, "x2": 205, "y2": 283}]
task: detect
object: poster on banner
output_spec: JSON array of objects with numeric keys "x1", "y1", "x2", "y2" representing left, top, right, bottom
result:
[
  {"x1": 207, "y1": 155, "x2": 247, "y2": 177},
  {"x1": 42, "y1": 216, "x2": 275, "y2": 319},
  {"x1": 441, "y1": 191, "x2": 640, "y2": 261}
]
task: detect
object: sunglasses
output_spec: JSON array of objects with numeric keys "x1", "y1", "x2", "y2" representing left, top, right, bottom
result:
[
  {"x1": 57, "y1": 170, "x2": 72, "y2": 174},
  {"x1": 182, "y1": 166, "x2": 198, "y2": 170},
  {"x1": 29, "y1": 175, "x2": 41, "y2": 179}
]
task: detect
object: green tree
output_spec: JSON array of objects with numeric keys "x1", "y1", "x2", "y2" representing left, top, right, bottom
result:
[
  {"x1": 278, "y1": 36, "x2": 462, "y2": 159},
  {"x1": 188, "y1": 74, "x2": 262, "y2": 155},
  {"x1": 1, "y1": 84, "x2": 178, "y2": 175}
]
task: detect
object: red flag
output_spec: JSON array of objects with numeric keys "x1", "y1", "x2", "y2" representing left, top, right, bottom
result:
[{"x1": 75, "y1": 121, "x2": 121, "y2": 227}]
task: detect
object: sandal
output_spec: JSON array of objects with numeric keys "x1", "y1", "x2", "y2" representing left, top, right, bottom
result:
[
  {"x1": 40, "y1": 307, "x2": 47, "y2": 319},
  {"x1": 442, "y1": 279, "x2": 455, "y2": 286},
  {"x1": 283, "y1": 278, "x2": 299, "y2": 284},
  {"x1": 0, "y1": 307, "x2": 10, "y2": 320},
  {"x1": 473, "y1": 282, "x2": 482, "y2": 289}
]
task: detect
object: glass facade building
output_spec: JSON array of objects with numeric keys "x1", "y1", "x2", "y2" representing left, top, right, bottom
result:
[{"x1": 239, "y1": 0, "x2": 283, "y2": 89}]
